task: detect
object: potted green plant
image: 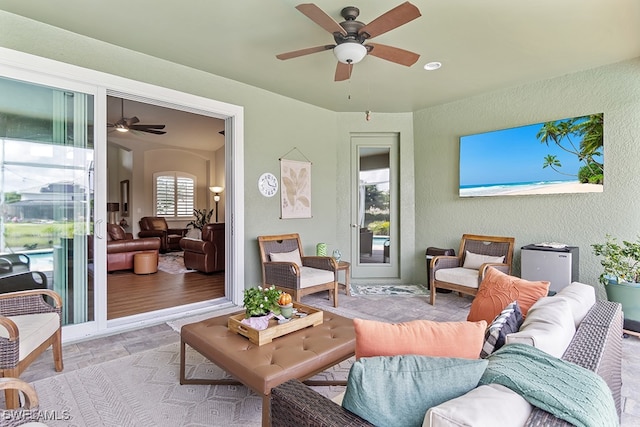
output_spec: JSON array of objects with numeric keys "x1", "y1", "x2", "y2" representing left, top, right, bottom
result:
[
  {"x1": 187, "y1": 208, "x2": 214, "y2": 232},
  {"x1": 243, "y1": 285, "x2": 282, "y2": 318},
  {"x1": 592, "y1": 234, "x2": 640, "y2": 332}
]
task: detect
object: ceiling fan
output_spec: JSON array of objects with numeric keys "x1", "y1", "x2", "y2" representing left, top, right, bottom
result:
[
  {"x1": 276, "y1": 2, "x2": 422, "y2": 81},
  {"x1": 107, "y1": 98, "x2": 167, "y2": 135}
]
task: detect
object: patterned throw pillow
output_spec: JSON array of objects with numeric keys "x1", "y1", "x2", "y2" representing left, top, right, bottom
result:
[
  {"x1": 467, "y1": 267, "x2": 549, "y2": 324},
  {"x1": 480, "y1": 301, "x2": 523, "y2": 358}
]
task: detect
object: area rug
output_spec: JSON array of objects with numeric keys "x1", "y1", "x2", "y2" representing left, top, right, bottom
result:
[
  {"x1": 30, "y1": 291, "x2": 472, "y2": 426},
  {"x1": 351, "y1": 283, "x2": 430, "y2": 296},
  {"x1": 157, "y1": 251, "x2": 193, "y2": 274}
]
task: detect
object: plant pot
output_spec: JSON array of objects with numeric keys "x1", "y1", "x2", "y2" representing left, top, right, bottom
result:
[{"x1": 605, "y1": 281, "x2": 640, "y2": 332}]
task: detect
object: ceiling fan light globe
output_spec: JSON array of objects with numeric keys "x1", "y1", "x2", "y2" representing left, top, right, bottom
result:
[
  {"x1": 333, "y1": 42, "x2": 367, "y2": 64},
  {"x1": 116, "y1": 127, "x2": 128, "y2": 133}
]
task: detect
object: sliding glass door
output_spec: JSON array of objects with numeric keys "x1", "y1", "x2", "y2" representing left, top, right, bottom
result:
[{"x1": 0, "y1": 76, "x2": 95, "y2": 326}]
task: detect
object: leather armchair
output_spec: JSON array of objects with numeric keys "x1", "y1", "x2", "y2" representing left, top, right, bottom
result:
[
  {"x1": 106, "y1": 224, "x2": 161, "y2": 272},
  {"x1": 179, "y1": 223, "x2": 225, "y2": 273},
  {"x1": 138, "y1": 217, "x2": 187, "y2": 253}
]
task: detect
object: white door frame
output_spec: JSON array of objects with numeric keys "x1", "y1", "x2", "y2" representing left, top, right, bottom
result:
[
  {"x1": 350, "y1": 133, "x2": 399, "y2": 279},
  {"x1": 0, "y1": 47, "x2": 245, "y2": 342}
]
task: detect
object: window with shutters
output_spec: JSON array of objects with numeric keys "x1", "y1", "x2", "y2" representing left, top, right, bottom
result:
[{"x1": 154, "y1": 172, "x2": 195, "y2": 218}]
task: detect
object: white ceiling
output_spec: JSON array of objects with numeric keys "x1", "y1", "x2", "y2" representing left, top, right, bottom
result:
[{"x1": 1, "y1": 0, "x2": 639, "y2": 114}]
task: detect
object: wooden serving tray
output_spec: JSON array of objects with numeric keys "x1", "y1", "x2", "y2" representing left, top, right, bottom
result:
[{"x1": 228, "y1": 302, "x2": 323, "y2": 346}]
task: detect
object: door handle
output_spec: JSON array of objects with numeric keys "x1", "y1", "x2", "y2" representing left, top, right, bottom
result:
[{"x1": 95, "y1": 219, "x2": 104, "y2": 239}]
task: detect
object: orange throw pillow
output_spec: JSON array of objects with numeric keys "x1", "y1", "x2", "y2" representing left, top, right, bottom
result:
[
  {"x1": 353, "y1": 318, "x2": 487, "y2": 360},
  {"x1": 467, "y1": 267, "x2": 550, "y2": 324}
]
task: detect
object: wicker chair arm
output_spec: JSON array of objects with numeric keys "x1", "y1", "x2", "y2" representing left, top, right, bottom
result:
[
  {"x1": 431, "y1": 255, "x2": 461, "y2": 271},
  {"x1": 264, "y1": 262, "x2": 300, "y2": 291},
  {"x1": 0, "y1": 377, "x2": 39, "y2": 408},
  {"x1": 271, "y1": 379, "x2": 374, "y2": 427},
  {"x1": 0, "y1": 289, "x2": 63, "y2": 317},
  {"x1": 0, "y1": 316, "x2": 18, "y2": 340},
  {"x1": 302, "y1": 256, "x2": 338, "y2": 271},
  {"x1": 478, "y1": 263, "x2": 509, "y2": 277}
]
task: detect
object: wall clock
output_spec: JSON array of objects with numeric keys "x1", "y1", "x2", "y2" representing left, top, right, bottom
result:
[{"x1": 258, "y1": 172, "x2": 278, "y2": 197}]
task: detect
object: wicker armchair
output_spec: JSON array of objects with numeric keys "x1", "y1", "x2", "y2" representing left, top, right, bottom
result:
[
  {"x1": 258, "y1": 233, "x2": 339, "y2": 307},
  {"x1": 0, "y1": 378, "x2": 47, "y2": 427},
  {"x1": 0, "y1": 289, "x2": 63, "y2": 409},
  {"x1": 430, "y1": 234, "x2": 515, "y2": 305}
]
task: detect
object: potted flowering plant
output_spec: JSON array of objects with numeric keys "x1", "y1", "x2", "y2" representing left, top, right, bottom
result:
[{"x1": 243, "y1": 285, "x2": 282, "y2": 318}]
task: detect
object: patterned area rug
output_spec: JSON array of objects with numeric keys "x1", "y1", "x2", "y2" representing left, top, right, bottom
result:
[
  {"x1": 30, "y1": 289, "x2": 472, "y2": 427},
  {"x1": 157, "y1": 252, "x2": 193, "y2": 274},
  {"x1": 33, "y1": 341, "x2": 351, "y2": 426},
  {"x1": 351, "y1": 283, "x2": 430, "y2": 295}
]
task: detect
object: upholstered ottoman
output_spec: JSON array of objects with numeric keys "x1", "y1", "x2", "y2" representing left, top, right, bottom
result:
[
  {"x1": 133, "y1": 251, "x2": 158, "y2": 274},
  {"x1": 180, "y1": 308, "x2": 355, "y2": 426}
]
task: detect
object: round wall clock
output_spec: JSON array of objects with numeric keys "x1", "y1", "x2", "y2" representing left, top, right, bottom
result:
[{"x1": 258, "y1": 172, "x2": 278, "y2": 197}]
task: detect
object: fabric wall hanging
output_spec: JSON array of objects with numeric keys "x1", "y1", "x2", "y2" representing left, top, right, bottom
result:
[{"x1": 280, "y1": 158, "x2": 312, "y2": 219}]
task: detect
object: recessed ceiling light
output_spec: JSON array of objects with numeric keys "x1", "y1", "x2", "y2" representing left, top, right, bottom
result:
[{"x1": 423, "y1": 62, "x2": 442, "y2": 71}]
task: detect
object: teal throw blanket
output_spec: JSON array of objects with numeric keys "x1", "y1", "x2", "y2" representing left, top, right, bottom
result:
[{"x1": 480, "y1": 344, "x2": 618, "y2": 427}]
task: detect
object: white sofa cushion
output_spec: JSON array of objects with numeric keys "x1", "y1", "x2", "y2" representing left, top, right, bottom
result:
[
  {"x1": 554, "y1": 281, "x2": 596, "y2": 327},
  {"x1": 0, "y1": 313, "x2": 59, "y2": 361},
  {"x1": 435, "y1": 267, "x2": 479, "y2": 288},
  {"x1": 424, "y1": 383, "x2": 533, "y2": 427},
  {"x1": 299, "y1": 266, "x2": 334, "y2": 288},
  {"x1": 506, "y1": 297, "x2": 575, "y2": 358}
]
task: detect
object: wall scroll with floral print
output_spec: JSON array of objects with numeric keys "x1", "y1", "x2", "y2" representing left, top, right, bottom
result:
[{"x1": 280, "y1": 159, "x2": 311, "y2": 219}]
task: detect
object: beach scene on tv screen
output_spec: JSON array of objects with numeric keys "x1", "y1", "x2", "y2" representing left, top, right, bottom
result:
[{"x1": 459, "y1": 113, "x2": 604, "y2": 197}]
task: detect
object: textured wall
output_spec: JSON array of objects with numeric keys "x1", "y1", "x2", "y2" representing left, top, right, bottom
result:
[{"x1": 413, "y1": 58, "x2": 640, "y2": 298}]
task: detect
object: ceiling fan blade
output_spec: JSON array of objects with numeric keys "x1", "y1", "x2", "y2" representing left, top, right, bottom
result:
[
  {"x1": 127, "y1": 116, "x2": 140, "y2": 125},
  {"x1": 130, "y1": 124, "x2": 166, "y2": 130},
  {"x1": 296, "y1": 3, "x2": 347, "y2": 36},
  {"x1": 367, "y1": 42, "x2": 420, "y2": 66},
  {"x1": 276, "y1": 45, "x2": 335, "y2": 60},
  {"x1": 137, "y1": 128, "x2": 167, "y2": 135},
  {"x1": 334, "y1": 62, "x2": 352, "y2": 81},
  {"x1": 358, "y1": 2, "x2": 421, "y2": 40}
]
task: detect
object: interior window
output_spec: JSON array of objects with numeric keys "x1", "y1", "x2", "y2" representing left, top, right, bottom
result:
[{"x1": 154, "y1": 171, "x2": 195, "y2": 217}]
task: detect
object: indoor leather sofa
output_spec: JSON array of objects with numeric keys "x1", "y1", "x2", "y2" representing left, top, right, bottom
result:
[
  {"x1": 271, "y1": 285, "x2": 623, "y2": 427},
  {"x1": 105, "y1": 224, "x2": 161, "y2": 272}
]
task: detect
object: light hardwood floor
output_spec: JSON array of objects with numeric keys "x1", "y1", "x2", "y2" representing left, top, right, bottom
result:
[{"x1": 107, "y1": 269, "x2": 224, "y2": 319}]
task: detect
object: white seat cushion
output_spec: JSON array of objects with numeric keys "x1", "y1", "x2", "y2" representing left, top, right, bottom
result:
[
  {"x1": 424, "y1": 384, "x2": 533, "y2": 427},
  {"x1": 0, "y1": 313, "x2": 59, "y2": 361},
  {"x1": 299, "y1": 266, "x2": 335, "y2": 288},
  {"x1": 435, "y1": 267, "x2": 479, "y2": 288}
]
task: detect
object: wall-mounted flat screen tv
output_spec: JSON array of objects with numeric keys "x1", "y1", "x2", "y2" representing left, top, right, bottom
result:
[{"x1": 459, "y1": 113, "x2": 603, "y2": 197}]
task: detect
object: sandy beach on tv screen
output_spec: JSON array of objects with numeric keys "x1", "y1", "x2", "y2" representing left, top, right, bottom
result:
[{"x1": 501, "y1": 182, "x2": 603, "y2": 196}]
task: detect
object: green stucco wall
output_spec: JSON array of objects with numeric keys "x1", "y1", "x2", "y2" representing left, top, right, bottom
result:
[
  {"x1": 413, "y1": 58, "x2": 640, "y2": 298},
  {"x1": 2, "y1": 10, "x2": 639, "y2": 296}
]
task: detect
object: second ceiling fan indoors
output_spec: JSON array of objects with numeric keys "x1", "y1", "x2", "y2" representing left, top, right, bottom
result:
[
  {"x1": 107, "y1": 98, "x2": 167, "y2": 135},
  {"x1": 277, "y1": 2, "x2": 422, "y2": 81}
]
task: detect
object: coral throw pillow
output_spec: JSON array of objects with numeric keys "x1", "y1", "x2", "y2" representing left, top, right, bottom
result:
[
  {"x1": 353, "y1": 318, "x2": 487, "y2": 360},
  {"x1": 467, "y1": 267, "x2": 549, "y2": 324}
]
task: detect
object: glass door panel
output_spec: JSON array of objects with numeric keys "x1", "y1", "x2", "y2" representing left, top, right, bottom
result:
[
  {"x1": 0, "y1": 76, "x2": 94, "y2": 325},
  {"x1": 351, "y1": 134, "x2": 399, "y2": 278}
]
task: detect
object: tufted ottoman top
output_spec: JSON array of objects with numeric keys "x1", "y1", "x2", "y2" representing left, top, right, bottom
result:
[{"x1": 181, "y1": 309, "x2": 355, "y2": 395}]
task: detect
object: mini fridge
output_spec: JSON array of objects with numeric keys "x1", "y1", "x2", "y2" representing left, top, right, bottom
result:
[{"x1": 520, "y1": 244, "x2": 579, "y2": 293}]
